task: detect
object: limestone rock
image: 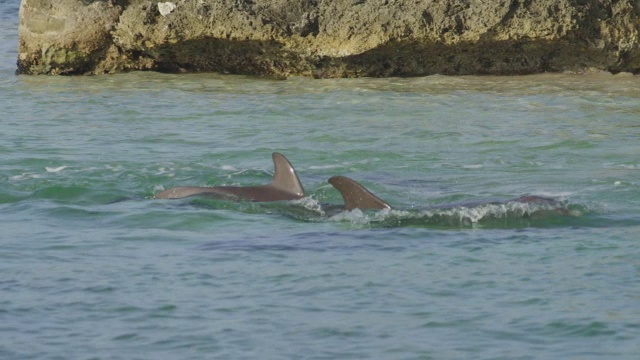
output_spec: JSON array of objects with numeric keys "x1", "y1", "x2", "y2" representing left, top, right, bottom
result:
[{"x1": 17, "y1": 0, "x2": 640, "y2": 76}]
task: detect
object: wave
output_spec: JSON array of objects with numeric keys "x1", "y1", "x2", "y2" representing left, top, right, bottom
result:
[
  {"x1": 326, "y1": 200, "x2": 585, "y2": 229},
  {"x1": 227, "y1": 196, "x2": 593, "y2": 229}
]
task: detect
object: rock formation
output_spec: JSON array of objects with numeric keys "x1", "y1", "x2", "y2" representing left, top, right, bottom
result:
[{"x1": 17, "y1": 0, "x2": 640, "y2": 77}]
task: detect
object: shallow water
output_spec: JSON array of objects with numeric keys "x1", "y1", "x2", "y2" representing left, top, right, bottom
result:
[{"x1": 2, "y1": 1, "x2": 640, "y2": 359}]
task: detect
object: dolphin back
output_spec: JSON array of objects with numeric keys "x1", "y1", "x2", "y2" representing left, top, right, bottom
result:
[
  {"x1": 155, "y1": 153, "x2": 305, "y2": 201},
  {"x1": 155, "y1": 186, "x2": 223, "y2": 199},
  {"x1": 328, "y1": 176, "x2": 391, "y2": 211}
]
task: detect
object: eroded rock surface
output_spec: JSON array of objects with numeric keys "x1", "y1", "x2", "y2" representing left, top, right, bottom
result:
[{"x1": 17, "y1": 0, "x2": 640, "y2": 77}]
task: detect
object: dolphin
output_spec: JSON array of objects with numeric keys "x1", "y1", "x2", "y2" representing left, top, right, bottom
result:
[
  {"x1": 328, "y1": 175, "x2": 567, "y2": 212},
  {"x1": 155, "y1": 153, "x2": 305, "y2": 201},
  {"x1": 327, "y1": 176, "x2": 392, "y2": 210}
]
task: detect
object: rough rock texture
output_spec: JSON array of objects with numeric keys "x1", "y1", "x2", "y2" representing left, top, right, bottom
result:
[{"x1": 17, "y1": 0, "x2": 640, "y2": 77}]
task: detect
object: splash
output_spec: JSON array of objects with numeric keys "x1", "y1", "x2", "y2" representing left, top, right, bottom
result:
[
  {"x1": 327, "y1": 199, "x2": 581, "y2": 228},
  {"x1": 168, "y1": 192, "x2": 585, "y2": 229},
  {"x1": 290, "y1": 196, "x2": 325, "y2": 215}
]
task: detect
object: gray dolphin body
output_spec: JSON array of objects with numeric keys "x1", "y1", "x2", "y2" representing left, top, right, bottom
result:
[
  {"x1": 328, "y1": 175, "x2": 565, "y2": 212},
  {"x1": 155, "y1": 153, "x2": 305, "y2": 201},
  {"x1": 155, "y1": 152, "x2": 566, "y2": 218},
  {"x1": 328, "y1": 176, "x2": 392, "y2": 210}
]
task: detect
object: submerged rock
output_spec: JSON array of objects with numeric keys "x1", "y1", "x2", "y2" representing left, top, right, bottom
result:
[{"x1": 17, "y1": 0, "x2": 640, "y2": 77}]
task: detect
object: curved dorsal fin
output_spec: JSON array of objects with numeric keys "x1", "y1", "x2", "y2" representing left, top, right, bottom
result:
[
  {"x1": 328, "y1": 176, "x2": 391, "y2": 210},
  {"x1": 271, "y1": 152, "x2": 305, "y2": 197}
]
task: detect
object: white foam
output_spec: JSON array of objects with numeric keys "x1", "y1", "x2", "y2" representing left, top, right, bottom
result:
[
  {"x1": 45, "y1": 166, "x2": 67, "y2": 173},
  {"x1": 105, "y1": 164, "x2": 123, "y2": 172},
  {"x1": 221, "y1": 165, "x2": 239, "y2": 171},
  {"x1": 329, "y1": 208, "x2": 371, "y2": 225},
  {"x1": 10, "y1": 173, "x2": 42, "y2": 181},
  {"x1": 153, "y1": 184, "x2": 165, "y2": 192},
  {"x1": 156, "y1": 167, "x2": 175, "y2": 177},
  {"x1": 290, "y1": 197, "x2": 324, "y2": 215},
  {"x1": 606, "y1": 163, "x2": 638, "y2": 170},
  {"x1": 325, "y1": 198, "x2": 575, "y2": 227}
]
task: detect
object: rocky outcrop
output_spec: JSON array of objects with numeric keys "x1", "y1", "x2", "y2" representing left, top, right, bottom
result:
[{"x1": 17, "y1": 0, "x2": 640, "y2": 77}]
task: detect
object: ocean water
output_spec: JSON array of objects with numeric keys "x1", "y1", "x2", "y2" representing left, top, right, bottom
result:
[{"x1": 2, "y1": 1, "x2": 640, "y2": 359}]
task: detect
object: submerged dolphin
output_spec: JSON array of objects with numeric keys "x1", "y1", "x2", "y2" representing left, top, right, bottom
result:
[
  {"x1": 155, "y1": 153, "x2": 305, "y2": 201},
  {"x1": 328, "y1": 175, "x2": 566, "y2": 212}
]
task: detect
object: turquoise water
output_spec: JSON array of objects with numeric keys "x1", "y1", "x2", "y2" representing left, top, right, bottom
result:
[{"x1": 2, "y1": 2, "x2": 640, "y2": 359}]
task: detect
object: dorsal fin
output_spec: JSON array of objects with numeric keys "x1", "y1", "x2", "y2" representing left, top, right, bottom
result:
[
  {"x1": 328, "y1": 176, "x2": 391, "y2": 210},
  {"x1": 270, "y1": 152, "x2": 305, "y2": 197}
]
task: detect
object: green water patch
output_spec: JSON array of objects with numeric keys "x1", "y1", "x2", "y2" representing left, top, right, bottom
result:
[
  {"x1": 28, "y1": 185, "x2": 120, "y2": 205},
  {"x1": 539, "y1": 320, "x2": 617, "y2": 338},
  {"x1": 42, "y1": 204, "x2": 114, "y2": 220},
  {"x1": 530, "y1": 139, "x2": 597, "y2": 151},
  {"x1": 30, "y1": 185, "x2": 92, "y2": 201},
  {"x1": 109, "y1": 207, "x2": 237, "y2": 232},
  {"x1": 0, "y1": 191, "x2": 26, "y2": 205}
]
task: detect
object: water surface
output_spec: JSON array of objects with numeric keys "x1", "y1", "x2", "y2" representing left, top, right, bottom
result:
[{"x1": 1, "y1": 2, "x2": 639, "y2": 359}]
